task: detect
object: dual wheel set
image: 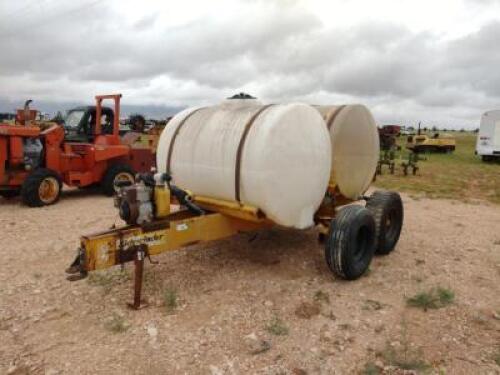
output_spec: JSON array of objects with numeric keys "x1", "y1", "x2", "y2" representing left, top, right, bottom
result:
[{"x1": 324, "y1": 191, "x2": 404, "y2": 280}]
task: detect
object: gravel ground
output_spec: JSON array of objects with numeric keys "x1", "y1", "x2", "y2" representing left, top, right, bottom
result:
[{"x1": 0, "y1": 189, "x2": 499, "y2": 375}]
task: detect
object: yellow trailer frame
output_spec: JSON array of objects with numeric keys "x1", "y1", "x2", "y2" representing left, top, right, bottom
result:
[
  {"x1": 80, "y1": 209, "x2": 269, "y2": 273},
  {"x1": 77, "y1": 209, "x2": 271, "y2": 309},
  {"x1": 67, "y1": 182, "x2": 347, "y2": 309}
]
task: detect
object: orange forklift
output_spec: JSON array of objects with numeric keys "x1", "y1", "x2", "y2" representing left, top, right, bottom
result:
[{"x1": 0, "y1": 94, "x2": 156, "y2": 206}]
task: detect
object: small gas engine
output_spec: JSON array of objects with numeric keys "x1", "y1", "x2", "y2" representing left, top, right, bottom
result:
[{"x1": 114, "y1": 173, "x2": 204, "y2": 225}]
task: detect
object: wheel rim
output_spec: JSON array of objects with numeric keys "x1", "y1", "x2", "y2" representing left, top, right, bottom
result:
[
  {"x1": 113, "y1": 172, "x2": 134, "y2": 192},
  {"x1": 39, "y1": 177, "x2": 59, "y2": 204}
]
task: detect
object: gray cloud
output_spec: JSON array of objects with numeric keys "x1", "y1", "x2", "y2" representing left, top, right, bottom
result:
[{"x1": 0, "y1": 0, "x2": 499, "y2": 127}]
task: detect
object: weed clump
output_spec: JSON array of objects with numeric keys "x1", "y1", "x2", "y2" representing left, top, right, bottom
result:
[
  {"x1": 380, "y1": 343, "x2": 429, "y2": 371},
  {"x1": 88, "y1": 269, "x2": 130, "y2": 294},
  {"x1": 493, "y1": 347, "x2": 500, "y2": 366},
  {"x1": 313, "y1": 290, "x2": 330, "y2": 304},
  {"x1": 265, "y1": 316, "x2": 289, "y2": 336},
  {"x1": 407, "y1": 287, "x2": 455, "y2": 311},
  {"x1": 105, "y1": 313, "x2": 129, "y2": 333},
  {"x1": 361, "y1": 362, "x2": 381, "y2": 375},
  {"x1": 163, "y1": 287, "x2": 178, "y2": 314},
  {"x1": 378, "y1": 315, "x2": 430, "y2": 372}
]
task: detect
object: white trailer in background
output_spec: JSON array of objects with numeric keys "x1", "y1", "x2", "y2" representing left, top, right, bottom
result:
[{"x1": 476, "y1": 110, "x2": 500, "y2": 161}]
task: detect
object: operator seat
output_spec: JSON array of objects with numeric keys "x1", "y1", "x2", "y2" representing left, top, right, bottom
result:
[{"x1": 101, "y1": 113, "x2": 114, "y2": 135}]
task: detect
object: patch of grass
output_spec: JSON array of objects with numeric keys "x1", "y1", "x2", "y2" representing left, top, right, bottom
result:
[
  {"x1": 163, "y1": 286, "x2": 178, "y2": 314},
  {"x1": 88, "y1": 269, "x2": 130, "y2": 294},
  {"x1": 374, "y1": 132, "x2": 500, "y2": 204},
  {"x1": 314, "y1": 290, "x2": 330, "y2": 304},
  {"x1": 361, "y1": 362, "x2": 381, "y2": 375},
  {"x1": 407, "y1": 287, "x2": 455, "y2": 311},
  {"x1": 265, "y1": 316, "x2": 289, "y2": 336},
  {"x1": 105, "y1": 313, "x2": 129, "y2": 333},
  {"x1": 381, "y1": 344, "x2": 429, "y2": 371},
  {"x1": 407, "y1": 292, "x2": 437, "y2": 310},
  {"x1": 379, "y1": 316, "x2": 430, "y2": 372},
  {"x1": 437, "y1": 287, "x2": 455, "y2": 305},
  {"x1": 493, "y1": 347, "x2": 500, "y2": 366},
  {"x1": 363, "y1": 299, "x2": 384, "y2": 311}
]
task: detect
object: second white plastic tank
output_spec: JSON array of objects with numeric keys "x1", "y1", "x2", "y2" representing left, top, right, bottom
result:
[{"x1": 315, "y1": 105, "x2": 379, "y2": 199}]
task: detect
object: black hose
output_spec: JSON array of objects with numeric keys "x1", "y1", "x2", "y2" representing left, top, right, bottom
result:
[{"x1": 170, "y1": 185, "x2": 204, "y2": 215}]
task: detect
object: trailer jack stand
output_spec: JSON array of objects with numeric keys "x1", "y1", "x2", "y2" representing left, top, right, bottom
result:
[
  {"x1": 128, "y1": 246, "x2": 148, "y2": 310},
  {"x1": 66, "y1": 243, "x2": 156, "y2": 309}
]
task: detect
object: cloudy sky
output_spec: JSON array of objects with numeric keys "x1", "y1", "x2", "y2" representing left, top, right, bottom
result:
[{"x1": 1, "y1": 0, "x2": 500, "y2": 127}]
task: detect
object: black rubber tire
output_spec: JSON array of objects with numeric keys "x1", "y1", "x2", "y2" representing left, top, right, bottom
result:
[
  {"x1": 366, "y1": 190, "x2": 404, "y2": 255},
  {"x1": 101, "y1": 164, "x2": 135, "y2": 196},
  {"x1": 21, "y1": 168, "x2": 62, "y2": 207},
  {"x1": 325, "y1": 205, "x2": 376, "y2": 280}
]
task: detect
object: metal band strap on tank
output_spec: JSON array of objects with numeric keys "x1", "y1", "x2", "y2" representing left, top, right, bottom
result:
[
  {"x1": 166, "y1": 107, "x2": 205, "y2": 175},
  {"x1": 326, "y1": 105, "x2": 347, "y2": 130},
  {"x1": 234, "y1": 104, "x2": 275, "y2": 203}
]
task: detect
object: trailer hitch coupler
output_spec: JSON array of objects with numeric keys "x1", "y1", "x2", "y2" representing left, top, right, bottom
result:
[{"x1": 66, "y1": 247, "x2": 88, "y2": 281}]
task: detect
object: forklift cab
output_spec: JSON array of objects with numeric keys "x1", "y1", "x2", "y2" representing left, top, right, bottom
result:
[
  {"x1": 63, "y1": 94, "x2": 122, "y2": 144},
  {"x1": 63, "y1": 106, "x2": 114, "y2": 142}
]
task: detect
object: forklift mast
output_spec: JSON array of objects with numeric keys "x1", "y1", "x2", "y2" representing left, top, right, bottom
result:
[{"x1": 95, "y1": 94, "x2": 121, "y2": 139}]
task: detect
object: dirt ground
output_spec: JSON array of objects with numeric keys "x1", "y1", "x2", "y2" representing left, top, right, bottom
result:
[{"x1": 1, "y1": 189, "x2": 499, "y2": 375}]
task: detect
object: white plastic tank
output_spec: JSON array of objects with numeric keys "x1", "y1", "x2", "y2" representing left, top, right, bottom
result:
[
  {"x1": 157, "y1": 99, "x2": 332, "y2": 229},
  {"x1": 314, "y1": 105, "x2": 379, "y2": 199}
]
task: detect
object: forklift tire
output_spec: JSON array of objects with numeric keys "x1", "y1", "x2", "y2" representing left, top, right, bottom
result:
[
  {"x1": 325, "y1": 205, "x2": 376, "y2": 280},
  {"x1": 21, "y1": 169, "x2": 62, "y2": 207},
  {"x1": 102, "y1": 164, "x2": 135, "y2": 196},
  {"x1": 366, "y1": 191, "x2": 403, "y2": 255}
]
